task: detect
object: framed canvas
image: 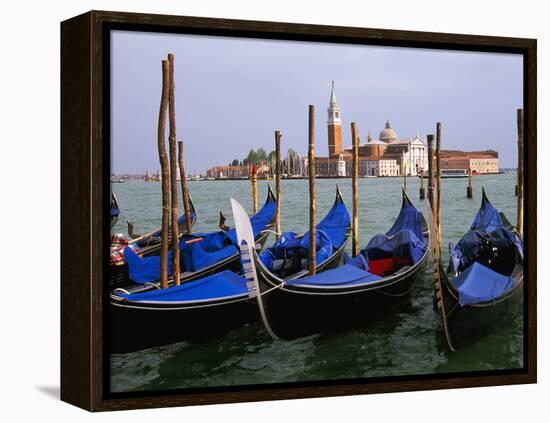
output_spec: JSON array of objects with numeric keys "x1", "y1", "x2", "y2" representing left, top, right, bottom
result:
[{"x1": 60, "y1": 10, "x2": 536, "y2": 411}]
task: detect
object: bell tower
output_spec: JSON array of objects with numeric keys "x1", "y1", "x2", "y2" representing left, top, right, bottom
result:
[{"x1": 327, "y1": 81, "x2": 342, "y2": 157}]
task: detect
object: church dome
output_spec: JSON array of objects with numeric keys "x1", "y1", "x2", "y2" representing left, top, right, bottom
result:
[{"x1": 379, "y1": 120, "x2": 397, "y2": 142}]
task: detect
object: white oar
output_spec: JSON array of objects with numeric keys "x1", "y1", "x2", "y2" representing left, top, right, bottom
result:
[{"x1": 230, "y1": 198, "x2": 280, "y2": 341}]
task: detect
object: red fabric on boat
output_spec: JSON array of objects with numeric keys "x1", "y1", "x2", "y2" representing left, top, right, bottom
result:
[
  {"x1": 368, "y1": 258, "x2": 394, "y2": 276},
  {"x1": 368, "y1": 256, "x2": 410, "y2": 276}
]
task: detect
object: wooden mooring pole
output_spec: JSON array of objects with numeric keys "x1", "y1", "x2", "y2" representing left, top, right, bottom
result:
[
  {"x1": 308, "y1": 105, "x2": 316, "y2": 276},
  {"x1": 178, "y1": 141, "x2": 192, "y2": 234},
  {"x1": 157, "y1": 60, "x2": 170, "y2": 289},
  {"x1": 427, "y1": 134, "x2": 436, "y2": 220},
  {"x1": 351, "y1": 122, "x2": 359, "y2": 257},
  {"x1": 436, "y1": 123, "x2": 442, "y2": 242},
  {"x1": 275, "y1": 130, "x2": 282, "y2": 240},
  {"x1": 517, "y1": 108, "x2": 524, "y2": 236},
  {"x1": 167, "y1": 54, "x2": 180, "y2": 286},
  {"x1": 419, "y1": 168, "x2": 425, "y2": 200},
  {"x1": 467, "y1": 164, "x2": 473, "y2": 198},
  {"x1": 251, "y1": 164, "x2": 258, "y2": 214}
]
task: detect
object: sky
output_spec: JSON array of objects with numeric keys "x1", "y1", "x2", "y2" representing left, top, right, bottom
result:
[{"x1": 110, "y1": 30, "x2": 523, "y2": 174}]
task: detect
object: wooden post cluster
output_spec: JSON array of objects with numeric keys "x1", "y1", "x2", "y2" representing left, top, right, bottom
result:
[
  {"x1": 308, "y1": 105, "x2": 316, "y2": 276},
  {"x1": 436, "y1": 122, "x2": 442, "y2": 242},
  {"x1": 427, "y1": 134, "x2": 435, "y2": 221},
  {"x1": 157, "y1": 60, "x2": 171, "y2": 289},
  {"x1": 419, "y1": 168, "x2": 425, "y2": 200},
  {"x1": 351, "y1": 122, "x2": 359, "y2": 257},
  {"x1": 467, "y1": 164, "x2": 473, "y2": 198},
  {"x1": 251, "y1": 164, "x2": 258, "y2": 214},
  {"x1": 275, "y1": 130, "x2": 282, "y2": 240},
  {"x1": 178, "y1": 141, "x2": 192, "y2": 234},
  {"x1": 167, "y1": 54, "x2": 181, "y2": 286},
  {"x1": 517, "y1": 108, "x2": 524, "y2": 236}
]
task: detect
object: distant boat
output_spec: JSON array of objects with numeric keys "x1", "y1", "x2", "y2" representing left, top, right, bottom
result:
[
  {"x1": 111, "y1": 178, "x2": 125, "y2": 183},
  {"x1": 419, "y1": 169, "x2": 468, "y2": 179}
]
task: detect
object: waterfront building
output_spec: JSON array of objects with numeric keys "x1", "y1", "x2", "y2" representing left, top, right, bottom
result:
[
  {"x1": 206, "y1": 165, "x2": 249, "y2": 179},
  {"x1": 441, "y1": 150, "x2": 499, "y2": 174},
  {"x1": 345, "y1": 158, "x2": 399, "y2": 177}
]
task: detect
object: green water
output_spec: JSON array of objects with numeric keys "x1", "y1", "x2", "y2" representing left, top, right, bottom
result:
[{"x1": 110, "y1": 173, "x2": 523, "y2": 393}]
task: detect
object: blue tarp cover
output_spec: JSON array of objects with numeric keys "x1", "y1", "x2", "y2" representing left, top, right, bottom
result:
[
  {"x1": 452, "y1": 262, "x2": 513, "y2": 306},
  {"x1": 118, "y1": 270, "x2": 248, "y2": 302},
  {"x1": 286, "y1": 264, "x2": 382, "y2": 287},
  {"x1": 469, "y1": 199, "x2": 503, "y2": 233},
  {"x1": 111, "y1": 208, "x2": 120, "y2": 217},
  {"x1": 449, "y1": 197, "x2": 523, "y2": 274},
  {"x1": 125, "y1": 197, "x2": 275, "y2": 283},
  {"x1": 363, "y1": 203, "x2": 425, "y2": 265},
  {"x1": 258, "y1": 197, "x2": 349, "y2": 271},
  {"x1": 316, "y1": 197, "x2": 351, "y2": 249},
  {"x1": 259, "y1": 230, "x2": 333, "y2": 271}
]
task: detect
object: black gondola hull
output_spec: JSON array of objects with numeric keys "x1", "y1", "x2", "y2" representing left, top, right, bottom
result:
[
  {"x1": 439, "y1": 267, "x2": 523, "y2": 350},
  {"x1": 256, "y1": 251, "x2": 428, "y2": 340},
  {"x1": 109, "y1": 296, "x2": 258, "y2": 354}
]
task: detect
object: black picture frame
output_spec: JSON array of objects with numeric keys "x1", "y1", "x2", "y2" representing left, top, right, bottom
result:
[{"x1": 61, "y1": 10, "x2": 537, "y2": 411}]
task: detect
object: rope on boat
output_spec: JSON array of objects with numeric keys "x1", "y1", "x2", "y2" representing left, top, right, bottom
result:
[{"x1": 258, "y1": 281, "x2": 286, "y2": 296}]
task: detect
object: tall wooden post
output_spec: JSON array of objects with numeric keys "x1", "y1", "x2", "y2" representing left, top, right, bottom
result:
[
  {"x1": 427, "y1": 134, "x2": 435, "y2": 220},
  {"x1": 436, "y1": 122, "x2": 442, "y2": 241},
  {"x1": 167, "y1": 54, "x2": 180, "y2": 286},
  {"x1": 351, "y1": 122, "x2": 359, "y2": 257},
  {"x1": 275, "y1": 130, "x2": 282, "y2": 240},
  {"x1": 308, "y1": 105, "x2": 316, "y2": 276},
  {"x1": 251, "y1": 164, "x2": 258, "y2": 214},
  {"x1": 157, "y1": 60, "x2": 170, "y2": 289},
  {"x1": 419, "y1": 168, "x2": 425, "y2": 199},
  {"x1": 517, "y1": 108, "x2": 524, "y2": 236},
  {"x1": 467, "y1": 163, "x2": 473, "y2": 198},
  {"x1": 178, "y1": 141, "x2": 192, "y2": 234}
]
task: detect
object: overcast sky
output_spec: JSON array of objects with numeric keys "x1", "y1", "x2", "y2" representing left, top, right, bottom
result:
[{"x1": 111, "y1": 30, "x2": 523, "y2": 174}]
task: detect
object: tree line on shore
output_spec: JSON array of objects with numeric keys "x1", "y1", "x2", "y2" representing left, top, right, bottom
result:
[{"x1": 229, "y1": 148, "x2": 301, "y2": 168}]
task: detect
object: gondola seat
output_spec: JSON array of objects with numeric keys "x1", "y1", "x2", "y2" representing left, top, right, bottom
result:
[
  {"x1": 259, "y1": 230, "x2": 333, "y2": 276},
  {"x1": 363, "y1": 229, "x2": 425, "y2": 276}
]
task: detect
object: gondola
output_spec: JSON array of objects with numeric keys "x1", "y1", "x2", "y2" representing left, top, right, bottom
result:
[
  {"x1": 110, "y1": 186, "x2": 277, "y2": 288},
  {"x1": 239, "y1": 188, "x2": 429, "y2": 340},
  {"x1": 109, "y1": 186, "x2": 349, "y2": 353},
  {"x1": 432, "y1": 188, "x2": 524, "y2": 351}
]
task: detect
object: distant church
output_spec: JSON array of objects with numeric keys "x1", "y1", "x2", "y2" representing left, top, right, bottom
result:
[{"x1": 315, "y1": 82, "x2": 428, "y2": 177}]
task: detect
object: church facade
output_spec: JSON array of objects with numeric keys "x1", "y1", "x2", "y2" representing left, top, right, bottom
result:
[{"x1": 314, "y1": 82, "x2": 428, "y2": 177}]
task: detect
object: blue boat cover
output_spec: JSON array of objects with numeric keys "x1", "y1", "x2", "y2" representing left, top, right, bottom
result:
[
  {"x1": 258, "y1": 197, "x2": 349, "y2": 271},
  {"x1": 316, "y1": 197, "x2": 351, "y2": 249},
  {"x1": 469, "y1": 198, "x2": 504, "y2": 233},
  {"x1": 111, "y1": 208, "x2": 120, "y2": 217},
  {"x1": 449, "y1": 198, "x2": 523, "y2": 274},
  {"x1": 362, "y1": 203, "x2": 425, "y2": 265},
  {"x1": 285, "y1": 264, "x2": 382, "y2": 287},
  {"x1": 118, "y1": 270, "x2": 248, "y2": 303},
  {"x1": 259, "y1": 230, "x2": 333, "y2": 271},
  {"x1": 124, "y1": 197, "x2": 275, "y2": 283},
  {"x1": 452, "y1": 262, "x2": 513, "y2": 306}
]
